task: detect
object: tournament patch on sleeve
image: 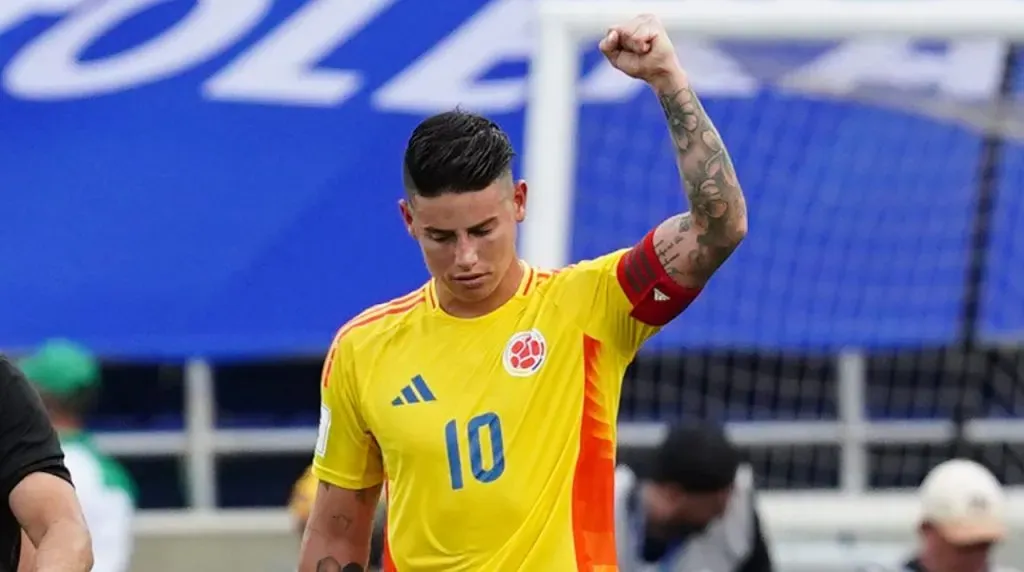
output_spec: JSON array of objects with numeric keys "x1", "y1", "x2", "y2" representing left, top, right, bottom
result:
[{"x1": 315, "y1": 404, "x2": 332, "y2": 457}]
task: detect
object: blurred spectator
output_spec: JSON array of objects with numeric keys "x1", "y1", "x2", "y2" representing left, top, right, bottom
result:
[
  {"x1": 20, "y1": 340, "x2": 136, "y2": 572},
  {"x1": 903, "y1": 459, "x2": 1007, "y2": 572},
  {"x1": 614, "y1": 422, "x2": 773, "y2": 572}
]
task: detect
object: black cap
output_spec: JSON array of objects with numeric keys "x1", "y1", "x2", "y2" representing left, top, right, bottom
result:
[{"x1": 638, "y1": 421, "x2": 741, "y2": 493}]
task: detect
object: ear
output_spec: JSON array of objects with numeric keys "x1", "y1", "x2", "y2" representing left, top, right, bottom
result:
[
  {"x1": 398, "y1": 199, "x2": 415, "y2": 237},
  {"x1": 512, "y1": 180, "x2": 528, "y2": 223}
]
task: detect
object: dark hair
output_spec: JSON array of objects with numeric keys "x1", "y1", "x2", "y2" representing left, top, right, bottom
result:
[
  {"x1": 403, "y1": 110, "x2": 515, "y2": 198},
  {"x1": 642, "y1": 421, "x2": 741, "y2": 493}
]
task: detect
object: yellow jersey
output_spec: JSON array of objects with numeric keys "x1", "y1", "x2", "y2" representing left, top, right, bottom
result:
[{"x1": 313, "y1": 236, "x2": 700, "y2": 571}]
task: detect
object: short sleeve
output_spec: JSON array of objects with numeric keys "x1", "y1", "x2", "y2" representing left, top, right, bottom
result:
[
  {"x1": 311, "y1": 333, "x2": 384, "y2": 490},
  {"x1": 557, "y1": 232, "x2": 701, "y2": 357},
  {"x1": 0, "y1": 358, "x2": 71, "y2": 503}
]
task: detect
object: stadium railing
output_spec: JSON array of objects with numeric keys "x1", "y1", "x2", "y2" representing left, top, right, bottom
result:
[{"x1": 98, "y1": 357, "x2": 1024, "y2": 571}]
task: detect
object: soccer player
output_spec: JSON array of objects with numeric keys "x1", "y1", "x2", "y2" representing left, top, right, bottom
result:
[
  {"x1": 902, "y1": 459, "x2": 1006, "y2": 572},
  {"x1": 614, "y1": 422, "x2": 773, "y2": 572},
  {"x1": 300, "y1": 13, "x2": 748, "y2": 572}
]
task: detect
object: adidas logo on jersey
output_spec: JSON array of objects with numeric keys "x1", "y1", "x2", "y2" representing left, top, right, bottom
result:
[
  {"x1": 653, "y1": 288, "x2": 670, "y2": 302},
  {"x1": 391, "y1": 375, "x2": 436, "y2": 406}
]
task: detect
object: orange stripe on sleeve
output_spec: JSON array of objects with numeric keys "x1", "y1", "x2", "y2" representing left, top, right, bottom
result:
[
  {"x1": 337, "y1": 295, "x2": 425, "y2": 338},
  {"x1": 321, "y1": 293, "x2": 424, "y2": 388},
  {"x1": 571, "y1": 335, "x2": 618, "y2": 571}
]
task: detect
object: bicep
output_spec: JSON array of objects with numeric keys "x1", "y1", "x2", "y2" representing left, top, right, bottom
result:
[
  {"x1": 571, "y1": 237, "x2": 701, "y2": 355},
  {"x1": 652, "y1": 211, "x2": 743, "y2": 289},
  {"x1": 9, "y1": 472, "x2": 86, "y2": 546}
]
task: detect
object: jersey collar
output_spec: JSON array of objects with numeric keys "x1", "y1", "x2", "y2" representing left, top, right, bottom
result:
[{"x1": 425, "y1": 261, "x2": 536, "y2": 313}]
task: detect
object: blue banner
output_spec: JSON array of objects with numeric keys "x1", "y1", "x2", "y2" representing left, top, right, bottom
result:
[{"x1": 0, "y1": 0, "x2": 1020, "y2": 358}]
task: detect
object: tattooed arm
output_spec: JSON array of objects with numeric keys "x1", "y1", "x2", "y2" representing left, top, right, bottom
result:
[
  {"x1": 650, "y1": 70, "x2": 747, "y2": 288},
  {"x1": 298, "y1": 482, "x2": 382, "y2": 572},
  {"x1": 600, "y1": 14, "x2": 747, "y2": 290}
]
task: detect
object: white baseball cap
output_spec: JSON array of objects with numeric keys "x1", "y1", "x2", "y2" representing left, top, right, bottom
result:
[{"x1": 919, "y1": 459, "x2": 1006, "y2": 545}]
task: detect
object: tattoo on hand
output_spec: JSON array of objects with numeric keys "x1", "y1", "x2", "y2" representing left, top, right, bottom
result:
[{"x1": 657, "y1": 85, "x2": 746, "y2": 282}]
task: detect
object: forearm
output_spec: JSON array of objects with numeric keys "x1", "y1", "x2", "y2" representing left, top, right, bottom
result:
[
  {"x1": 299, "y1": 528, "x2": 369, "y2": 572},
  {"x1": 652, "y1": 70, "x2": 748, "y2": 281},
  {"x1": 31, "y1": 518, "x2": 92, "y2": 572},
  {"x1": 297, "y1": 483, "x2": 380, "y2": 572}
]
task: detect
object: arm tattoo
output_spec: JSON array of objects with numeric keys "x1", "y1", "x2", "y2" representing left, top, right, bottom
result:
[
  {"x1": 313, "y1": 482, "x2": 378, "y2": 534},
  {"x1": 657, "y1": 84, "x2": 747, "y2": 282},
  {"x1": 314, "y1": 557, "x2": 364, "y2": 572}
]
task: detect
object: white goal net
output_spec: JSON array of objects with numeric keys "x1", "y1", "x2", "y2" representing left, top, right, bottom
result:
[{"x1": 524, "y1": 1, "x2": 1024, "y2": 570}]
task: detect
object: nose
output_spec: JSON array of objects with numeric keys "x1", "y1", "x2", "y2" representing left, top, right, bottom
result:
[{"x1": 454, "y1": 238, "x2": 478, "y2": 270}]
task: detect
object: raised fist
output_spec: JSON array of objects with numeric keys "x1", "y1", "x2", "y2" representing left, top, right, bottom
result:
[{"x1": 599, "y1": 14, "x2": 682, "y2": 86}]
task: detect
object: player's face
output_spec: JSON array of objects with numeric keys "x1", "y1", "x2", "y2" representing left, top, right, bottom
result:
[{"x1": 400, "y1": 179, "x2": 527, "y2": 304}]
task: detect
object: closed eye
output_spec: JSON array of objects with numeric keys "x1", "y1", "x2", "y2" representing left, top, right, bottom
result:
[{"x1": 428, "y1": 233, "x2": 456, "y2": 243}]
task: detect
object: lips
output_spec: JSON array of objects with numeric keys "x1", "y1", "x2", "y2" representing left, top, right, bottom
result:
[
  {"x1": 452, "y1": 273, "x2": 489, "y2": 288},
  {"x1": 454, "y1": 273, "x2": 487, "y2": 282}
]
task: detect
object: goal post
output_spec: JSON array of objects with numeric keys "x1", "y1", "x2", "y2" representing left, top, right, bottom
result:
[{"x1": 524, "y1": 2, "x2": 1024, "y2": 570}]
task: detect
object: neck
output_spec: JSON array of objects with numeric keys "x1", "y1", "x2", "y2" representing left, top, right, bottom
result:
[
  {"x1": 438, "y1": 258, "x2": 524, "y2": 318},
  {"x1": 918, "y1": 550, "x2": 958, "y2": 572}
]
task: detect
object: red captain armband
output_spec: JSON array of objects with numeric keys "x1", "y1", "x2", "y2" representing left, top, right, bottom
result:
[{"x1": 615, "y1": 230, "x2": 702, "y2": 326}]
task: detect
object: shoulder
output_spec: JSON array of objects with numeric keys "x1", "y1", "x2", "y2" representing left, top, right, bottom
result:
[
  {"x1": 728, "y1": 464, "x2": 757, "y2": 518},
  {"x1": 559, "y1": 250, "x2": 630, "y2": 279},
  {"x1": 0, "y1": 356, "x2": 27, "y2": 397},
  {"x1": 0, "y1": 357, "x2": 48, "y2": 430},
  {"x1": 329, "y1": 285, "x2": 431, "y2": 353},
  {"x1": 530, "y1": 250, "x2": 630, "y2": 295},
  {"x1": 734, "y1": 464, "x2": 755, "y2": 492}
]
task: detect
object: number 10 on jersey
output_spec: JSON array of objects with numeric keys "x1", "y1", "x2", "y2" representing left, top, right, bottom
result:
[{"x1": 444, "y1": 412, "x2": 506, "y2": 490}]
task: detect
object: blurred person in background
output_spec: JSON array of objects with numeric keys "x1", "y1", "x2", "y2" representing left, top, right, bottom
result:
[
  {"x1": 615, "y1": 422, "x2": 773, "y2": 572},
  {"x1": 902, "y1": 459, "x2": 1008, "y2": 572},
  {"x1": 289, "y1": 467, "x2": 385, "y2": 569},
  {"x1": 20, "y1": 340, "x2": 135, "y2": 572},
  {"x1": 0, "y1": 356, "x2": 92, "y2": 572}
]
